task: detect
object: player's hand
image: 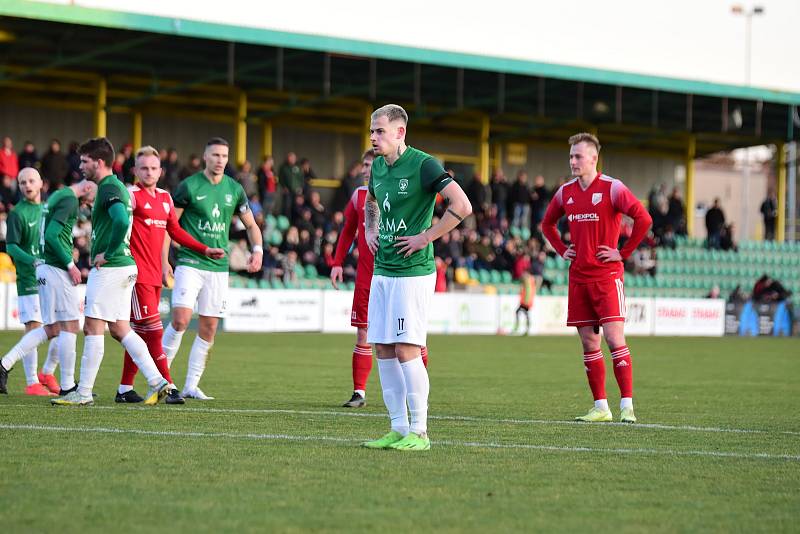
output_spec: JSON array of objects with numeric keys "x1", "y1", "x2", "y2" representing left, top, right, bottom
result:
[
  {"x1": 563, "y1": 245, "x2": 576, "y2": 261},
  {"x1": 365, "y1": 229, "x2": 379, "y2": 255},
  {"x1": 247, "y1": 250, "x2": 263, "y2": 273},
  {"x1": 596, "y1": 245, "x2": 622, "y2": 263},
  {"x1": 162, "y1": 262, "x2": 174, "y2": 287},
  {"x1": 330, "y1": 265, "x2": 343, "y2": 289},
  {"x1": 205, "y1": 247, "x2": 226, "y2": 260},
  {"x1": 92, "y1": 253, "x2": 107, "y2": 268},
  {"x1": 394, "y1": 232, "x2": 430, "y2": 258},
  {"x1": 67, "y1": 264, "x2": 81, "y2": 285}
]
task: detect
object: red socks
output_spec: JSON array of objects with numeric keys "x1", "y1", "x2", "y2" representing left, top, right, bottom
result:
[
  {"x1": 610, "y1": 345, "x2": 633, "y2": 398},
  {"x1": 583, "y1": 350, "x2": 606, "y2": 401},
  {"x1": 121, "y1": 319, "x2": 172, "y2": 386},
  {"x1": 352, "y1": 344, "x2": 373, "y2": 392},
  {"x1": 421, "y1": 346, "x2": 428, "y2": 368}
]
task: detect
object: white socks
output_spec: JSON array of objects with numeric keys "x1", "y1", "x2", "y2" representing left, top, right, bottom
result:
[
  {"x1": 183, "y1": 336, "x2": 212, "y2": 392},
  {"x1": 41, "y1": 338, "x2": 59, "y2": 375},
  {"x1": 620, "y1": 397, "x2": 633, "y2": 410},
  {"x1": 120, "y1": 331, "x2": 163, "y2": 387},
  {"x1": 595, "y1": 399, "x2": 610, "y2": 411},
  {"x1": 1, "y1": 326, "x2": 48, "y2": 371},
  {"x1": 22, "y1": 349, "x2": 39, "y2": 386},
  {"x1": 58, "y1": 331, "x2": 77, "y2": 391},
  {"x1": 162, "y1": 323, "x2": 185, "y2": 368},
  {"x1": 400, "y1": 357, "x2": 429, "y2": 435},
  {"x1": 377, "y1": 358, "x2": 409, "y2": 435},
  {"x1": 77, "y1": 335, "x2": 104, "y2": 397}
]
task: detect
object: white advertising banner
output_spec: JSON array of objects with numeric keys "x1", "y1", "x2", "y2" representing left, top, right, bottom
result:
[
  {"x1": 5, "y1": 283, "x2": 23, "y2": 331},
  {"x1": 624, "y1": 297, "x2": 655, "y2": 336},
  {"x1": 653, "y1": 298, "x2": 726, "y2": 336},
  {"x1": 427, "y1": 293, "x2": 498, "y2": 334},
  {"x1": 321, "y1": 290, "x2": 355, "y2": 333},
  {"x1": 224, "y1": 288, "x2": 323, "y2": 332},
  {"x1": 532, "y1": 296, "x2": 573, "y2": 335}
]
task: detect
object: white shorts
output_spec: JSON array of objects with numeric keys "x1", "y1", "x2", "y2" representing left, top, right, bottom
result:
[
  {"x1": 84, "y1": 265, "x2": 138, "y2": 322},
  {"x1": 36, "y1": 264, "x2": 81, "y2": 325},
  {"x1": 172, "y1": 266, "x2": 228, "y2": 318},
  {"x1": 367, "y1": 273, "x2": 436, "y2": 346},
  {"x1": 17, "y1": 293, "x2": 42, "y2": 325}
]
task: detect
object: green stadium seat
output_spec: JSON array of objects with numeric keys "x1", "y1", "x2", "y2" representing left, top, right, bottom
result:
[
  {"x1": 276, "y1": 215, "x2": 290, "y2": 231},
  {"x1": 246, "y1": 279, "x2": 259, "y2": 289},
  {"x1": 271, "y1": 278, "x2": 285, "y2": 289},
  {"x1": 294, "y1": 264, "x2": 306, "y2": 279},
  {"x1": 265, "y1": 214, "x2": 277, "y2": 229},
  {"x1": 490, "y1": 270, "x2": 502, "y2": 284},
  {"x1": 478, "y1": 270, "x2": 491, "y2": 284},
  {"x1": 305, "y1": 264, "x2": 318, "y2": 278},
  {"x1": 269, "y1": 229, "x2": 283, "y2": 246},
  {"x1": 501, "y1": 271, "x2": 512, "y2": 284},
  {"x1": 258, "y1": 279, "x2": 270, "y2": 289}
]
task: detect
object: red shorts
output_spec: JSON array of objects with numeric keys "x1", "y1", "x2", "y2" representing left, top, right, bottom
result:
[
  {"x1": 351, "y1": 285, "x2": 369, "y2": 327},
  {"x1": 130, "y1": 283, "x2": 162, "y2": 322},
  {"x1": 567, "y1": 276, "x2": 626, "y2": 327}
]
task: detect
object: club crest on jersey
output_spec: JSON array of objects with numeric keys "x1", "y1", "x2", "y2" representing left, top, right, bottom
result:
[
  {"x1": 163, "y1": 202, "x2": 170, "y2": 214},
  {"x1": 225, "y1": 194, "x2": 233, "y2": 205},
  {"x1": 399, "y1": 179, "x2": 408, "y2": 192},
  {"x1": 592, "y1": 193, "x2": 603, "y2": 205}
]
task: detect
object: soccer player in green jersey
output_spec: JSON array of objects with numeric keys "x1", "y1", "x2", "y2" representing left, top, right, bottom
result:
[
  {"x1": 0, "y1": 171, "x2": 97, "y2": 396},
  {"x1": 52, "y1": 138, "x2": 170, "y2": 406},
  {"x1": 161, "y1": 137, "x2": 263, "y2": 400},
  {"x1": 0, "y1": 168, "x2": 60, "y2": 396},
  {"x1": 360, "y1": 105, "x2": 472, "y2": 451}
]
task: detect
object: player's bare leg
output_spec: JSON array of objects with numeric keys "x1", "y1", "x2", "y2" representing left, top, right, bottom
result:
[
  {"x1": 574, "y1": 325, "x2": 612, "y2": 422},
  {"x1": 602, "y1": 321, "x2": 635, "y2": 422}
]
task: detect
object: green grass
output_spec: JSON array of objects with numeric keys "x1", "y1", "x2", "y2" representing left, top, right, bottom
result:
[{"x1": 1, "y1": 333, "x2": 798, "y2": 532}]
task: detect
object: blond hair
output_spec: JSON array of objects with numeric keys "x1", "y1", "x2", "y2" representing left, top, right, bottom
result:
[
  {"x1": 371, "y1": 104, "x2": 408, "y2": 125},
  {"x1": 136, "y1": 145, "x2": 160, "y2": 159},
  {"x1": 568, "y1": 132, "x2": 601, "y2": 152}
]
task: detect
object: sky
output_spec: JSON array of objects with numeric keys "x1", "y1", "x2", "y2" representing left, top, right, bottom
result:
[{"x1": 41, "y1": 0, "x2": 800, "y2": 94}]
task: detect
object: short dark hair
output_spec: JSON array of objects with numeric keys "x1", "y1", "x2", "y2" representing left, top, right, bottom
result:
[
  {"x1": 206, "y1": 137, "x2": 229, "y2": 149},
  {"x1": 361, "y1": 148, "x2": 375, "y2": 160},
  {"x1": 78, "y1": 137, "x2": 115, "y2": 167}
]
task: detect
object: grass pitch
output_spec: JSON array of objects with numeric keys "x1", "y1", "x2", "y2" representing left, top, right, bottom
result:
[{"x1": 1, "y1": 332, "x2": 798, "y2": 532}]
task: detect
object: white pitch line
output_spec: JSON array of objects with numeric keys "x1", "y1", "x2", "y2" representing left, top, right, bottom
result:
[
  {"x1": 1, "y1": 423, "x2": 798, "y2": 462},
  {"x1": 5, "y1": 403, "x2": 800, "y2": 436}
]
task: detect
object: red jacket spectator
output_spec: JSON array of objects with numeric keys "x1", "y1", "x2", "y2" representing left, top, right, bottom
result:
[{"x1": 0, "y1": 137, "x2": 19, "y2": 179}]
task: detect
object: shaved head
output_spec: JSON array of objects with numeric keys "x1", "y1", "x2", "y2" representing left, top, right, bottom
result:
[{"x1": 17, "y1": 167, "x2": 43, "y2": 202}]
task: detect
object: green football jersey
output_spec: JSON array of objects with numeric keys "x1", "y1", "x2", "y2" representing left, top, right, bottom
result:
[
  {"x1": 172, "y1": 172, "x2": 249, "y2": 272},
  {"x1": 90, "y1": 175, "x2": 135, "y2": 268},
  {"x1": 368, "y1": 146, "x2": 452, "y2": 277},
  {"x1": 6, "y1": 200, "x2": 42, "y2": 295},
  {"x1": 41, "y1": 187, "x2": 78, "y2": 271}
]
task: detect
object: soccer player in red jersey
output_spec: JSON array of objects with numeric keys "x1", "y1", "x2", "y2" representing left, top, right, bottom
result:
[
  {"x1": 330, "y1": 149, "x2": 429, "y2": 408},
  {"x1": 542, "y1": 133, "x2": 652, "y2": 423},
  {"x1": 115, "y1": 146, "x2": 224, "y2": 404}
]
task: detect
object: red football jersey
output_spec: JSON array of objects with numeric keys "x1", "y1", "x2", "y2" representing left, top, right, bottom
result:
[
  {"x1": 129, "y1": 185, "x2": 207, "y2": 286},
  {"x1": 333, "y1": 186, "x2": 374, "y2": 289},
  {"x1": 542, "y1": 174, "x2": 651, "y2": 283}
]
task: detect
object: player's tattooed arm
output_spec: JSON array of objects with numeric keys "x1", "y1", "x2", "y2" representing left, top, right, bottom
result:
[
  {"x1": 394, "y1": 181, "x2": 472, "y2": 258},
  {"x1": 365, "y1": 193, "x2": 380, "y2": 255}
]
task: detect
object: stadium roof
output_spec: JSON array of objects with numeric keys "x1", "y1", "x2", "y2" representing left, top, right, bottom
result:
[{"x1": 0, "y1": 0, "x2": 797, "y2": 158}]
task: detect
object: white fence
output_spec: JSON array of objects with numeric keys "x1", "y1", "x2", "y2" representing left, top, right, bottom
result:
[
  {"x1": 0, "y1": 283, "x2": 725, "y2": 336},
  {"x1": 222, "y1": 288, "x2": 727, "y2": 336}
]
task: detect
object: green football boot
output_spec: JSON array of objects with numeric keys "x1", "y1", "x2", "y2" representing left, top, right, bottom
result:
[
  {"x1": 361, "y1": 430, "x2": 405, "y2": 449},
  {"x1": 387, "y1": 432, "x2": 431, "y2": 451}
]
